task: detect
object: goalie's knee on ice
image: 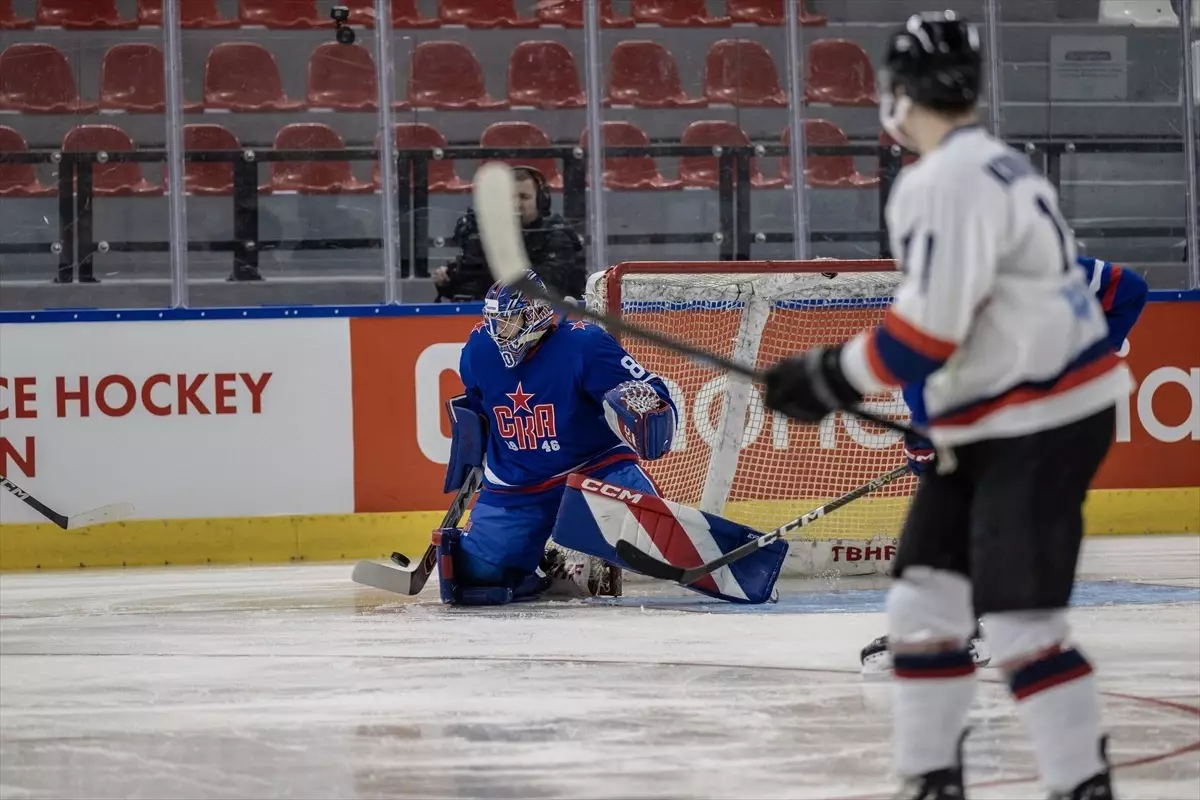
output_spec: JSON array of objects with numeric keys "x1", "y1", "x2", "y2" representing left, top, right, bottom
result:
[
  {"x1": 980, "y1": 609, "x2": 1070, "y2": 668},
  {"x1": 887, "y1": 566, "x2": 977, "y2": 648}
]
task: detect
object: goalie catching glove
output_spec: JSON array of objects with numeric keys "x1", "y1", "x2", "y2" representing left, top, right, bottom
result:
[{"x1": 603, "y1": 380, "x2": 675, "y2": 461}]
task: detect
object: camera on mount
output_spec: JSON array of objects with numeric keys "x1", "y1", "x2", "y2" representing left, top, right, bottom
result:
[{"x1": 331, "y1": 5, "x2": 356, "y2": 45}]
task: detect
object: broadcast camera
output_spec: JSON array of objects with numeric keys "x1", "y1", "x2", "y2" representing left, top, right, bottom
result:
[{"x1": 331, "y1": 5, "x2": 355, "y2": 45}]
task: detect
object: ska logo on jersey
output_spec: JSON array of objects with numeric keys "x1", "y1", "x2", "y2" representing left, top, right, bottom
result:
[{"x1": 493, "y1": 382, "x2": 559, "y2": 452}]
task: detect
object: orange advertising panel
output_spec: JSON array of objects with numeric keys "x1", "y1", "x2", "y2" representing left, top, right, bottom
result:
[{"x1": 348, "y1": 302, "x2": 1199, "y2": 513}]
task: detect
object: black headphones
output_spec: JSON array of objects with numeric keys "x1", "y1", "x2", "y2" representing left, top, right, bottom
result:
[{"x1": 512, "y1": 164, "x2": 552, "y2": 218}]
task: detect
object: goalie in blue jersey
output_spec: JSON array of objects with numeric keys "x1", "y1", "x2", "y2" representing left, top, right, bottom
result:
[{"x1": 439, "y1": 271, "x2": 789, "y2": 606}]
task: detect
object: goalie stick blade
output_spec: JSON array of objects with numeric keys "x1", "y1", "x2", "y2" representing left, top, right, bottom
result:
[
  {"x1": 352, "y1": 558, "x2": 426, "y2": 596},
  {"x1": 66, "y1": 502, "x2": 136, "y2": 530},
  {"x1": 473, "y1": 163, "x2": 532, "y2": 287},
  {"x1": 615, "y1": 540, "x2": 687, "y2": 583}
]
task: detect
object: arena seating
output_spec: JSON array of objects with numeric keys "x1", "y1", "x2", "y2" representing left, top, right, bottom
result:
[
  {"x1": 0, "y1": 0, "x2": 34, "y2": 29},
  {"x1": 36, "y1": 0, "x2": 136, "y2": 30},
  {"x1": 479, "y1": 121, "x2": 564, "y2": 189},
  {"x1": 137, "y1": 0, "x2": 240, "y2": 28},
  {"x1": 580, "y1": 121, "x2": 682, "y2": 191},
  {"x1": 204, "y1": 42, "x2": 305, "y2": 111},
  {"x1": 508, "y1": 40, "x2": 586, "y2": 108},
  {"x1": 0, "y1": 126, "x2": 54, "y2": 197},
  {"x1": 679, "y1": 120, "x2": 783, "y2": 189},
  {"x1": 62, "y1": 124, "x2": 163, "y2": 196},
  {"x1": 781, "y1": 121, "x2": 879, "y2": 188},
  {"x1": 374, "y1": 123, "x2": 472, "y2": 193},
  {"x1": 270, "y1": 122, "x2": 373, "y2": 194},
  {"x1": 307, "y1": 42, "x2": 379, "y2": 111}
]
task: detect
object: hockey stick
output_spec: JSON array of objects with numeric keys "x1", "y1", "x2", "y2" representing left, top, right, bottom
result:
[
  {"x1": 471, "y1": 162, "x2": 915, "y2": 440},
  {"x1": 615, "y1": 464, "x2": 912, "y2": 585},
  {"x1": 0, "y1": 474, "x2": 136, "y2": 530},
  {"x1": 350, "y1": 465, "x2": 483, "y2": 596}
]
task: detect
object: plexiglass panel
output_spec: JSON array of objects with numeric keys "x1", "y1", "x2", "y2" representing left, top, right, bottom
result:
[
  {"x1": 997, "y1": 0, "x2": 1196, "y2": 288},
  {"x1": 0, "y1": 1, "x2": 171, "y2": 309},
  {"x1": 175, "y1": 1, "x2": 387, "y2": 307}
]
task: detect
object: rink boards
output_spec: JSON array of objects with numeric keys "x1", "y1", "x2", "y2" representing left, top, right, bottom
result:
[{"x1": 0, "y1": 297, "x2": 1197, "y2": 570}]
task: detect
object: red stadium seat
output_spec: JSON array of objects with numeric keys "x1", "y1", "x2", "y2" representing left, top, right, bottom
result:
[
  {"x1": 36, "y1": 0, "x2": 135, "y2": 29},
  {"x1": 703, "y1": 39, "x2": 786, "y2": 107},
  {"x1": 878, "y1": 130, "x2": 918, "y2": 173},
  {"x1": 62, "y1": 125, "x2": 163, "y2": 197},
  {"x1": 806, "y1": 39, "x2": 878, "y2": 106},
  {"x1": 0, "y1": 44, "x2": 98, "y2": 114},
  {"x1": 605, "y1": 41, "x2": 706, "y2": 108},
  {"x1": 679, "y1": 121, "x2": 782, "y2": 189},
  {"x1": 180, "y1": 124, "x2": 272, "y2": 195},
  {"x1": 407, "y1": 41, "x2": 507, "y2": 109},
  {"x1": 374, "y1": 124, "x2": 471, "y2": 193},
  {"x1": 204, "y1": 43, "x2": 305, "y2": 111},
  {"x1": 479, "y1": 122, "x2": 562, "y2": 190},
  {"x1": 100, "y1": 44, "x2": 202, "y2": 113},
  {"x1": 632, "y1": 0, "x2": 729, "y2": 26},
  {"x1": 535, "y1": 0, "x2": 634, "y2": 28},
  {"x1": 137, "y1": 0, "x2": 240, "y2": 27},
  {"x1": 343, "y1": 0, "x2": 439, "y2": 27},
  {"x1": 239, "y1": 0, "x2": 329, "y2": 28},
  {"x1": 438, "y1": 0, "x2": 538, "y2": 28},
  {"x1": 580, "y1": 121, "x2": 680, "y2": 191},
  {"x1": 725, "y1": 0, "x2": 826, "y2": 25},
  {"x1": 308, "y1": 42, "x2": 379, "y2": 111},
  {"x1": 0, "y1": 0, "x2": 35, "y2": 29},
  {"x1": 271, "y1": 123, "x2": 374, "y2": 195},
  {"x1": 781, "y1": 121, "x2": 879, "y2": 188},
  {"x1": 0, "y1": 127, "x2": 54, "y2": 198},
  {"x1": 508, "y1": 41, "x2": 585, "y2": 109}
]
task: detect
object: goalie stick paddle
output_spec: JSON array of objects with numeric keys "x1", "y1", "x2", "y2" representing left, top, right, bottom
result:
[
  {"x1": 471, "y1": 162, "x2": 915, "y2": 440},
  {"x1": 615, "y1": 464, "x2": 912, "y2": 585},
  {"x1": 350, "y1": 465, "x2": 483, "y2": 596},
  {"x1": 0, "y1": 474, "x2": 136, "y2": 530}
]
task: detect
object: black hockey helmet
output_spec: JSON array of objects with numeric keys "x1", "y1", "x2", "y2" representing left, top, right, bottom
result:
[{"x1": 880, "y1": 11, "x2": 982, "y2": 112}]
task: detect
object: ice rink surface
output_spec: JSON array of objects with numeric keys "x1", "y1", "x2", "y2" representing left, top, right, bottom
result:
[{"x1": 1, "y1": 535, "x2": 1197, "y2": 800}]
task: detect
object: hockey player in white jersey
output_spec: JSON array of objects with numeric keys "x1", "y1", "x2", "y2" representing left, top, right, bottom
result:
[{"x1": 762, "y1": 12, "x2": 1130, "y2": 800}]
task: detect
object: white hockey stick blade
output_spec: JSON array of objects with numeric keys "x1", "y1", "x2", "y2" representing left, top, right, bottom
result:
[
  {"x1": 66, "y1": 502, "x2": 136, "y2": 530},
  {"x1": 473, "y1": 162, "x2": 532, "y2": 286},
  {"x1": 351, "y1": 559, "x2": 423, "y2": 595}
]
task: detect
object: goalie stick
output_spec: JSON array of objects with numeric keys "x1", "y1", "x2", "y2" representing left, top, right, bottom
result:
[
  {"x1": 0, "y1": 474, "x2": 135, "y2": 530},
  {"x1": 471, "y1": 162, "x2": 916, "y2": 440},
  {"x1": 350, "y1": 465, "x2": 482, "y2": 596},
  {"x1": 615, "y1": 464, "x2": 912, "y2": 585}
]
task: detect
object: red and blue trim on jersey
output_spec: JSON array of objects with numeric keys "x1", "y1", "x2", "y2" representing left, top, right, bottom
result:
[
  {"x1": 482, "y1": 445, "x2": 638, "y2": 497},
  {"x1": 931, "y1": 338, "x2": 1118, "y2": 428},
  {"x1": 1076, "y1": 256, "x2": 1148, "y2": 349},
  {"x1": 866, "y1": 309, "x2": 959, "y2": 387},
  {"x1": 893, "y1": 648, "x2": 976, "y2": 680}
]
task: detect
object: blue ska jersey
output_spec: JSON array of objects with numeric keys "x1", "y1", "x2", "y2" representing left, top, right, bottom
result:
[{"x1": 459, "y1": 320, "x2": 675, "y2": 504}]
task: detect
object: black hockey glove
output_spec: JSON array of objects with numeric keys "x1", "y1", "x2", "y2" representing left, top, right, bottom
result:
[{"x1": 763, "y1": 346, "x2": 863, "y2": 423}]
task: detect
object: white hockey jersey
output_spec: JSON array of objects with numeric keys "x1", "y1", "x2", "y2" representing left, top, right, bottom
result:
[{"x1": 841, "y1": 126, "x2": 1132, "y2": 446}]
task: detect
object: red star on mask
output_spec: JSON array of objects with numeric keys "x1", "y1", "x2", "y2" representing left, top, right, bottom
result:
[
  {"x1": 506, "y1": 382, "x2": 535, "y2": 414},
  {"x1": 569, "y1": 320, "x2": 589, "y2": 331}
]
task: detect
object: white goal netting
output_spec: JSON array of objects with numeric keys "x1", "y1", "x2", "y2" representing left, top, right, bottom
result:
[{"x1": 586, "y1": 261, "x2": 916, "y2": 558}]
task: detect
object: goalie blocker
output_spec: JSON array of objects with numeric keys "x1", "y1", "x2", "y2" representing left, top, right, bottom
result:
[{"x1": 552, "y1": 474, "x2": 789, "y2": 604}]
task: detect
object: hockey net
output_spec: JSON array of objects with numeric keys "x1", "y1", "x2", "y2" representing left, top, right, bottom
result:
[{"x1": 586, "y1": 260, "x2": 915, "y2": 575}]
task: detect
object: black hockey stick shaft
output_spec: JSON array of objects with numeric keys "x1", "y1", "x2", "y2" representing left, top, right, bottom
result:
[
  {"x1": 617, "y1": 464, "x2": 912, "y2": 585},
  {"x1": 511, "y1": 274, "x2": 915, "y2": 439},
  {"x1": 0, "y1": 474, "x2": 70, "y2": 528}
]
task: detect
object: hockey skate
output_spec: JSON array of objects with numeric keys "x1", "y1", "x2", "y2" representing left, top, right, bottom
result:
[
  {"x1": 893, "y1": 731, "x2": 967, "y2": 799},
  {"x1": 1047, "y1": 736, "x2": 1113, "y2": 800},
  {"x1": 540, "y1": 545, "x2": 622, "y2": 599}
]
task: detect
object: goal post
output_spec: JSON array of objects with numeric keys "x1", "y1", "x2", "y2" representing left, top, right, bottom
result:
[{"x1": 586, "y1": 260, "x2": 915, "y2": 576}]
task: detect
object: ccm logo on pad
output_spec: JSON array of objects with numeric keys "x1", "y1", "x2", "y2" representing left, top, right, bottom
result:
[{"x1": 579, "y1": 478, "x2": 644, "y2": 504}]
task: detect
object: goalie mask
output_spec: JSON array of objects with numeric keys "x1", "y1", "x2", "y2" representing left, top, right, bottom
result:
[
  {"x1": 483, "y1": 272, "x2": 556, "y2": 368},
  {"x1": 879, "y1": 11, "x2": 982, "y2": 149}
]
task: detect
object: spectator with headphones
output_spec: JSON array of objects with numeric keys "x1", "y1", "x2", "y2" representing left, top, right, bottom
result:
[{"x1": 434, "y1": 166, "x2": 585, "y2": 301}]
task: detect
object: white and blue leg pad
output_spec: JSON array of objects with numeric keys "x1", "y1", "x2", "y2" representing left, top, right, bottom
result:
[{"x1": 887, "y1": 566, "x2": 978, "y2": 647}]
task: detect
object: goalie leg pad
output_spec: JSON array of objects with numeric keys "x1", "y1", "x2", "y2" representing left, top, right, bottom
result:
[
  {"x1": 552, "y1": 464, "x2": 787, "y2": 604},
  {"x1": 435, "y1": 528, "x2": 513, "y2": 606}
]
